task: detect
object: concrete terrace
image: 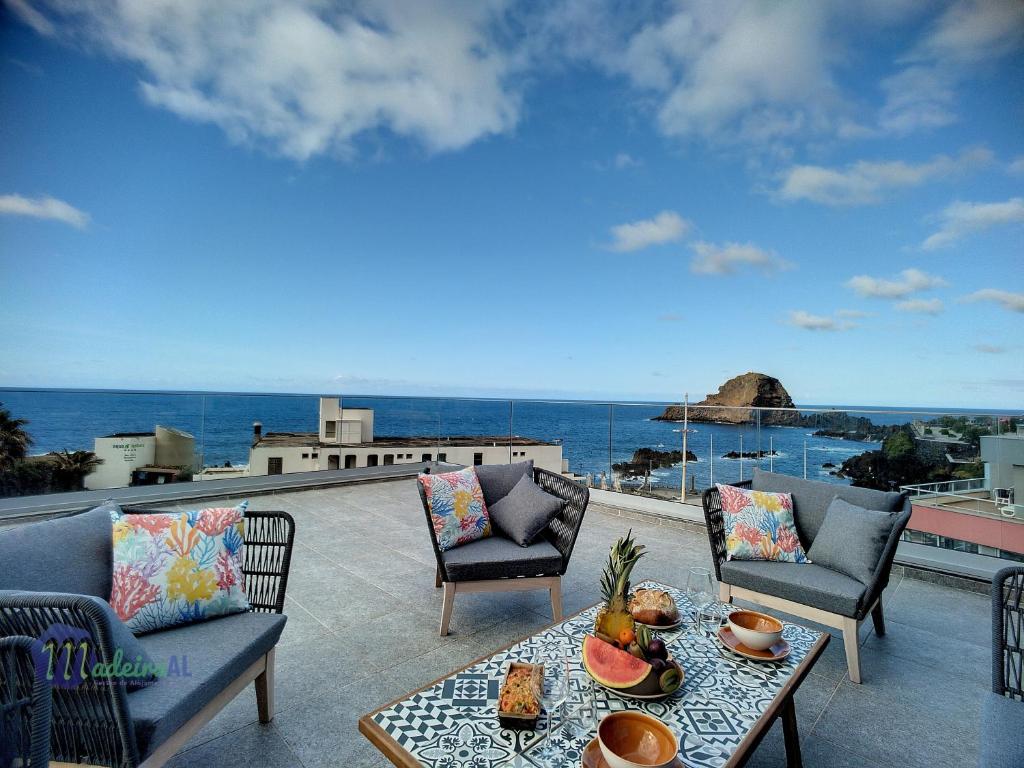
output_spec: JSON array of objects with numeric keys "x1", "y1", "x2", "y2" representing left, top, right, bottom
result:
[{"x1": 152, "y1": 478, "x2": 991, "y2": 768}]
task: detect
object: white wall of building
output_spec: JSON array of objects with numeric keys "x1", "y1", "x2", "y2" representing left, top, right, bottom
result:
[
  {"x1": 85, "y1": 435, "x2": 157, "y2": 490},
  {"x1": 248, "y1": 441, "x2": 563, "y2": 477}
]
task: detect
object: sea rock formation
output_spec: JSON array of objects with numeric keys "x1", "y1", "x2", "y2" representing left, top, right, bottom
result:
[{"x1": 655, "y1": 372, "x2": 800, "y2": 426}]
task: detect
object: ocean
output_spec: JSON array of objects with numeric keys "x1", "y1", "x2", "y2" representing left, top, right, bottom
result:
[{"x1": 0, "y1": 389, "x2": 1016, "y2": 491}]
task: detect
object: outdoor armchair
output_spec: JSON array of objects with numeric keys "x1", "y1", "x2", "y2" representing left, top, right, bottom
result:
[
  {"x1": 1, "y1": 634, "x2": 53, "y2": 767},
  {"x1": 702, "y1": 469, "x2": 911, "y2": 683},
  {"x1": 0, "y1": 506, "x2": 295, "y2": 768},
  {"x1": 419, "y1": 466, "x2": 589, "y2": 636}
]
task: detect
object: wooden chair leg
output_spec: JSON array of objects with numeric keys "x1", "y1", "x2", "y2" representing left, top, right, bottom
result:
[
  {"x1": 255, "y1": 648, "x2": 275, "y2": 723},
  {"x1": 435, "y1": 566, "x2": 442, "y2": 588},
  {"x1": 550, "y1": 578, "x2": 563, "y2": 622},
  {"x1": 870, "y1": 601, "x2": 886, "y2": 637},
  {"x1": 781, "y1": 695, "x2": 802, "y2": 768},
  {"x1": 719, "y1": 582, "x2": 733, "y2": 603},
  {"x1": 842, "y1": 617, "x2": 861, "y2": 684},
  {"x1": 440, "y1": 582, "x2": 456, "y2": 636}
]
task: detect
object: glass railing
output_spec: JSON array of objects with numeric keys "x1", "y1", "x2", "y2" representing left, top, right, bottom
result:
[{"x1": 1, "y1": 388, "x2": 1021, "y2": 563}]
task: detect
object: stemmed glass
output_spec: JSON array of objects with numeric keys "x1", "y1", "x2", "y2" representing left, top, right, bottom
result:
[
  {"x1": 531, "y1": 642, "x2": 569, "y2": 765},
  {"x1": 686, "y1": 566, "x2": 715, "y2": 634}
]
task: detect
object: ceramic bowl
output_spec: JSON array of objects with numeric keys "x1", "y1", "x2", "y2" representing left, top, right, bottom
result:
[
  {"x1": 597, "y1": 711, "x2": 678, "y2": 768},
  {"x1": 727, "y1": 610, "x2": 784, "y2": 651}
]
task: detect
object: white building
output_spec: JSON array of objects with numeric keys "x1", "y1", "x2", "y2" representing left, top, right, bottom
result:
[
  {"x1": 85, "y1": 426, "x2": 196, "y2": 490},
  {"x1": 248, "y1": 397, "x2": 566, "y2": 477},
  {"x1": 981, "y1": 426, "x2": 1024, "y2": 512}
]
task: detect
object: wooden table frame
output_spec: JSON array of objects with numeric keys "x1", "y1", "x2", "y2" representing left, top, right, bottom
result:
[{"x1": 359, "y1": 595, "x2": 830, "y2": 768}]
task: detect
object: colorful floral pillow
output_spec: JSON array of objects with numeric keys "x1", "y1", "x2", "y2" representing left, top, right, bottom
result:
[
  {"x1": 717, "y1": 485, "x2": 810, "y2": 563},
  {"x1": 418, "y1": 468, "x2": 491, "y2": 552},
  {"x1": 110, "y1": 503, "x2": 250, "y2": 634}
]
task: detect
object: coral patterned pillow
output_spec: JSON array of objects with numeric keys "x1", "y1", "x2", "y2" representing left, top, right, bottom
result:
[
  {"x1": 110, "y1": 502, "x2": 250, "y2": 634},
  {"x1": 716, "y1": 485, "x2": 809, "y2": 563},
  {"x1": 418, "y1": 468, "x2": 492, "y2": 552}
]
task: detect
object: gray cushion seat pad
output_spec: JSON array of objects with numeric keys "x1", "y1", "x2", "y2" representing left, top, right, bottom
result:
[
  {"x1": 131, "y1": 611, "x2": 286, "y2": 759},
  {"x1": 442, "y1": 536, "x2": 562, "y2": 581},
  {"x1": 979, "y1": 692, "x2": 1024, "y2": 768},
  {"x1": 0, "y1": 503, "x2": 118, "y2": 598},
  {"x1": 751, "y1": 468, "x2": 905, "y2": 546},
  {"x1": 719, "y1": 560, "x2": 868, "y2": 618}
]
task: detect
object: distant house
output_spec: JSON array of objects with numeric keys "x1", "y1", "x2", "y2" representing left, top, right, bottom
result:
[
  {"x1": 248, "y1": 397, "x2": 566, "y2": 477},
  {"x1": 84, "y1": 426, "x2": 195, "y2": 490}
]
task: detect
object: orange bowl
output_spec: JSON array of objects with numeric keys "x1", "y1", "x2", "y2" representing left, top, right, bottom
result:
[
  {"x1": 597, "y1": 711, "x2": 678, "y2": 768},
  {"x1": 727, "y1": 610, "x2": 783, "y2": 650}
]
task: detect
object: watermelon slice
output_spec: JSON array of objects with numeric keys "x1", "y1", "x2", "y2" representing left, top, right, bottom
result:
[{"x1": 582, "y1": 634, "x2": 653, "y2": 690}]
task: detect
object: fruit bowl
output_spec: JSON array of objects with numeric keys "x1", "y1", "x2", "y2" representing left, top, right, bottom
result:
[{"x1": 582, "y1": 634, "x2": 684, "y2": 700}]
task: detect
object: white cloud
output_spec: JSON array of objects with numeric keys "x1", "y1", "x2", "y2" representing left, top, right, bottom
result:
[
  {"x1": 846, "y1": 268, "x2": 946, "y2": 299},
  {"x1": 896, "y1": 298, "x2": 944, "y2": 315},
  {"x1": 690, "y1": 241, "x2": 792, "y2": 276},
  {"x1": 657, "y1": 312, "x2": 682, "y2": 323},
  {"x1": 1009, "y1": 156, "x2": 1024, "y2": 175},
  {"x1": 879, "y1": 0, "x2": 1024, "y2": 134},
  {"x1": 21, "y1": 0, "x2": 522, "y2": 161},
  {"x1": 788, "y1": 311, "x2": 850, "y2": 332},
  {"x1": 777, "y1": 147, "x2": 991, "y2": 206},
  {"x1": 962, "y1": 289, "x2": 1024, "y2": 313},
  {"x1": 6, "y1": 0, "x2": 55, "y2": 36},
  {"x1": 973, "y1": 343, "x2": 1006, "y2": 354},
  {"x1": 0, "y1": 193, "x2": 89, "y2": 228},
  {"x1": 614, "y1": 153, "x2": 641, "y2": 170},
  {"x1": 609, "y1": 211, "x2": 690, "y2": 252},
  {"x1": 922, "y1": 197, "x2": 1024, "y2": 250}
]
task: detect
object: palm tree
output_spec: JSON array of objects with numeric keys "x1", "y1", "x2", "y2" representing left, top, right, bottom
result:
[
  {"x1": 0, "y1": 403, "x2": 33, "y2": 472},
  {"x1": 51, "y1": 450, "x2": 104, "y2": 491}
]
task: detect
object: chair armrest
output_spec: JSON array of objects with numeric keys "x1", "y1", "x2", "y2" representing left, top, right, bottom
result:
[
  {"x1": 859, "y1": 504, "x2": 913, "y2": 618},
  {"x1": 242, "y1": 511, "x2": 296, "y2": 614},
  {"x1": 992, "y1": 566, "x2": 1024, "y2": 697},
  {"x1": 0, "y1": 634, "x2": 52, "y2": 767},
  {"x1": 700, "y1": 480, "x2": 750, "y2": 582},
  {"x1": 417, "y1": 480, "x2": 449, "y2": 581},
  {"x1": 535, "y1": 468, "x2": 589, "y2": 573},
  {"x1": 0, "y1": 591, "x2": 139, "y2": 766}
]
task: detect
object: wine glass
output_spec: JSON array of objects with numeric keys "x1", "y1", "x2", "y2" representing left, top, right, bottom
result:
[
  {"x1": 563, "y1": 670, "x2": 596, "y2": 740},
  {"x1": 686, "y1": 566, "x2": 714, "y2": 631},
  {"x1": 531, "y1": 650, "x2": 568, "y2": 765}
]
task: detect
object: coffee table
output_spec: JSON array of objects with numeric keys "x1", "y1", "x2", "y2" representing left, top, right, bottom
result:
[{"x1": 359, "y1": 580, "x2": 829, "y2": 767}]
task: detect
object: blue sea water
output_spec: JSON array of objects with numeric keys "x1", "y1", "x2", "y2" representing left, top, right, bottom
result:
[{"x1": 0, "y1": 389, "x2": 1016, "y2": 491}]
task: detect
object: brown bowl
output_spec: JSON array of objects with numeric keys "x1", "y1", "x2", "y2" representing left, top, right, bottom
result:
[
  {"x1": 727, "y1": 610, "x2": 784, "y2": 651},
  {"x1": 597, "y1": 711, "x2": 678, "y2": 768}
]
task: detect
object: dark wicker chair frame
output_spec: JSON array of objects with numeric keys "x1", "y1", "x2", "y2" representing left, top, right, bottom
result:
[
  {"x1": 419, "y1": 467, "x2": 589, "y2": 636},
  {"x1": 0, "y1": 509, "x2": 295, "y2": 768},
  {"x1": 702, "y1": 480, "x2": 911, "y2": 684},
  {"x1": 1, "y1": 634, "x2": 53, "y2": 768},
  {"x1": 992, "y1": 566, "x2": 1024, "y2": 701}
]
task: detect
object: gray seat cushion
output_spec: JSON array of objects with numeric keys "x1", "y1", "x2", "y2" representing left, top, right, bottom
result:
[
  {"x1": 474, "y1": 460, "x2": 534, "y2": 509},
  {"x1": 489, "y1": 474, "x2": 564, "y2": 547},
  {"x1": 751, "y1": 469, "x2": 905, "y2": 547},
  {"x1": 720, "y1": 560, "x2": 868, "y2": 618},
  {"x1": 979, "y1": 692, "x2": 1024, "y2": 768},
  {"x1": 807, "y1": 498, "x2": 899, "y2": 585},
  {"x1": 130, "y1": 611, "x2": 286, "y2": 759},
  {"x1": 442, "y1": 536, "x2": 562, "y2": 581},
  {"x1": 0, "y1": 502, "x2": 119, "y2": 598}
]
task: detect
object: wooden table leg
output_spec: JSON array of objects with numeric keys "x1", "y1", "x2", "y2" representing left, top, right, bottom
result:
[{"x1": 781, "y1": 695, "x2": 802, "y2": 768}]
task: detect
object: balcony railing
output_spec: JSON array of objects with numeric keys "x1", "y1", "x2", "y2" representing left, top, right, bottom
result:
[{"x1": 1, "y1": 388, "x2": 1021, "y2": 563}]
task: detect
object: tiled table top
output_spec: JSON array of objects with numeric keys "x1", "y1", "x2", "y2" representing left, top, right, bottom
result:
[{"x1": 360, "y1": 580, "x2": 828, "y2": 768}]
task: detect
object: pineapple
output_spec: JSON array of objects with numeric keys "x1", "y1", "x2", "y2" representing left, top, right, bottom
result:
[{"x1": 594, "y1": 530, "x2": 646, "y2": 642}]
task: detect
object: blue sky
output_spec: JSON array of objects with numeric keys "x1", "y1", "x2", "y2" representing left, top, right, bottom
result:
[{"x1": 0, "y1": 0, "x2": 1022, "y2": 408}]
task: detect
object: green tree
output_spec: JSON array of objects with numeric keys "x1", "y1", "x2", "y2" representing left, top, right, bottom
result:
[
  {"x1": 50, "y1": 450, "x2": 103, "y2": 491},
  {"x1": 883, "y1": 430, "x2": 915, "y2": 460},
  {"x1": 0, "y1": 403, "x2": 33, "y2": 472}
]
